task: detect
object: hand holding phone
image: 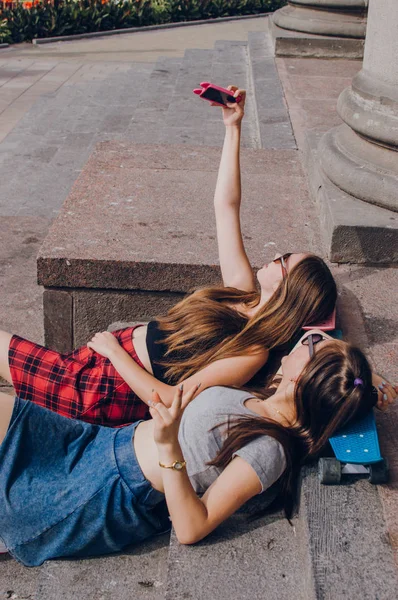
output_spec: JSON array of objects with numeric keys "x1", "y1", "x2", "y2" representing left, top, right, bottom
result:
[{"x1": 193, "y1": 82, "x2": 242, "y2": 107}]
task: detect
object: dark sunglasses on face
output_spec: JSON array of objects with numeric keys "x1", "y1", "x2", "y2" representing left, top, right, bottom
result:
[
  {"x1": 301, "y1": 333, "x2": 327, "y2": 358},
  {"x1": 273, "y1": 253, "x2": 292, "y2": 279}
]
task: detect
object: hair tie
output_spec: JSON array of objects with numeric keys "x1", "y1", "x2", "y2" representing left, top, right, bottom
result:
[{"x1": 354, "y1": 378, "x2": 363, "y2": 387}]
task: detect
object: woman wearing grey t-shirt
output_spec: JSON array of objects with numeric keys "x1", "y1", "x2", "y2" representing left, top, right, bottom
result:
[{"x1": 1, "y1": 330, "x2": 395, "y2": 566}]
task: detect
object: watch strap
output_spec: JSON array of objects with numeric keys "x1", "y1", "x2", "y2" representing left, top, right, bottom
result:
[{"x1": 159, "y1": 459, "x2": 186, "y2": 471}]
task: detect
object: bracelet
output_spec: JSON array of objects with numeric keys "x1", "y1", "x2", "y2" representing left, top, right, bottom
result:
[{"x1": 158, "y1": 460, "x2": 186, "y2": 471}]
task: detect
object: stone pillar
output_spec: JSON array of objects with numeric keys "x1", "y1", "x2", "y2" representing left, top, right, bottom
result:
[
  {"x1": 320, "y1": 0, "x2": 398, "y2": 217},
  {"x1": 273, "y1": 1, "x2": 368, "y2": 38}
]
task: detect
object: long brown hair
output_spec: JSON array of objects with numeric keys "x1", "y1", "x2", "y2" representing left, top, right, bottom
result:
[
  {"x1": 157, "y1": 255, "x2": 337, "y2": 384},
  {"x1": 208, "y1": 340, "x2": 377, "y2": 520}
]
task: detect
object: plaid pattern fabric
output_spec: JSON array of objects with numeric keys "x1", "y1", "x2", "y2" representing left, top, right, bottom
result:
[{"x1": 8, "y1": 326, "x2": 150, "y2": 427}]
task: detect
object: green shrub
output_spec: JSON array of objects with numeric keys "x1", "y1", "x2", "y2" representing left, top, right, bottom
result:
[
  {"x1": 0, "y1": 17, "x2": 12, "y2": 43},
  {"x1": 0, "y1": 0, "x2": 287, "y2": 44}
]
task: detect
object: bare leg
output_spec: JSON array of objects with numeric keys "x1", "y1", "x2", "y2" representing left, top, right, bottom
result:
[
  {"x1": 0, "y1": 330, "x2": 13, "y2": 385},
  {"x1": 0, "y1": 391, "x2": 15, "y2": 446}
]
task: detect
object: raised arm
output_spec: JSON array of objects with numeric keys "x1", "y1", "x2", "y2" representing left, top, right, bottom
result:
[
  {"x1": 87, "y1": 331, "x2": 268, "y2": 408},
  {"x1": 150, "y1": 387, "x2": 263, "y2": 545},
  {"x1": 214, "y1": 87, "x2": 256, "y2": 292}
]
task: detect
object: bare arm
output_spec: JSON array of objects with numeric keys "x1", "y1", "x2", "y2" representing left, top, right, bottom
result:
[
  {"x1": 161, "y1": 447, "x2": 261, "y2": 544},
  {"x1": 88, "y1": 331, "x2": 269, "y2": 408},
  {"x1": 150, "y1": 389, "x2": 262, "y2": 545},
  {"x1": 214, "y1": 88, "x2": 256, "y2": 292}
]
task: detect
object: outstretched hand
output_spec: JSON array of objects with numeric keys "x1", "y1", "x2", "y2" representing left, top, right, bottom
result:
[
  {"x1": 149, "y1": 383, "x2": 201, "y2": 446},
  {"x1": 211, "y1": 85, "x2": 246, "y2": 127}
]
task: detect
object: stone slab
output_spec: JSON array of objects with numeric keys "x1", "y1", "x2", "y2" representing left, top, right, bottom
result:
[
  {"x1": 275, "y1": 55, "x2": 360, "y2": 148},
  {"x1": 302, "y1": 465, "x2": 398, "y2": 599},
  {"x1": 303, "y1": 131, "x2": 398, "y2": 263},
  {"x1": 248, "y1": 30, "x2": 297, "y2": 150},
  {"x1": 0, "y1": 63, "x2": 153, "y2": 216},
  {"x1": 335, "y1": 263, "x2": 398, "y2": 563},
  {"x1": 0, "y1": 216, "x2": 48, "y2": 343},
  {"x1": 166, "y1": 509, "x2": 315, "y2": 600},
  {"x1": 269, "y1": 18, "x2": 364, "y2": 59},
  {"x1": 43, "y1": 290, "x2": 73, "y2": 353},
  {"x1": 37, "y1": 534, "x2": 170, "y2": 600},
  {"x1": 73, "y1": 289, "x2": 184, "y2": 349},
  {"x1": 37, "y1": 141, "x2": 322, "y2": 291},
  {"x1": 0, "y1": 553, "x2": 41, "y2": 600}
]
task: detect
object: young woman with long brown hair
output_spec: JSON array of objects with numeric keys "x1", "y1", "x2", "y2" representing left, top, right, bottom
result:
[
  {"x1": 0, "y1": 332, "x2": 395, "y2": 565},
  {"x1": 0, "y1": 87, "x2": 337, "y2": 427}
]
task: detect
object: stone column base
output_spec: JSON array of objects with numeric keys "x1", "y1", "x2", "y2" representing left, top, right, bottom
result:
[
  {"x1": 319, "y1": 124, "x2": 398, "y2": 213},
  {"x1": 269, "y1": 17, "x2": 364, "y2": 59},
  {"x1": 273, "y1": 4, "x2": 367, "y2": 38},
  {"x1": 303, "y1": 132, "x2": 398, "y2": 264}
]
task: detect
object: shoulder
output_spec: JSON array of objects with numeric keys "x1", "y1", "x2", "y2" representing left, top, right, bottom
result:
[{"x1": 233, "y1": 435, "x2": 286, "y2": 492}]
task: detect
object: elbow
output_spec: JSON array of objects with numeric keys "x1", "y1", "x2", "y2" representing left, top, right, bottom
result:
[{"x1": 175, "y1": 531, "x2": 204, "y2": 545}]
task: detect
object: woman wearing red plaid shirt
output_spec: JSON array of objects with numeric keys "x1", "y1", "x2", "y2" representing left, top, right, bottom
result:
[{"x1": 0, "y1": 87, "x2": 337, "y2": 428}]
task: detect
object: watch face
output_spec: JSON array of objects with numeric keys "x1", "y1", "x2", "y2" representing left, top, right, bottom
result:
[{"x1": 174, "y1": 461, "x2": 184, "y2": 470}]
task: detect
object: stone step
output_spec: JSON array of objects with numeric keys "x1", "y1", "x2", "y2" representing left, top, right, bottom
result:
[
  {"x1": 247, "y1": 31, "x2": 296, "y2": 150},
  {"x1": 127, "y1": 56, "x2": 183, "y2": 143},
  {"x1": 211, "y1": 39, "x2": 259, "y2": 148},
  {"x1": 164, "y1": 48, "x2": 220, "y2": 146},
  {"x1": 165, "y1": 502, "x2": 315, "y2": 600},
  {"x1": 301, "y1": 464, "x2": 398, "y2": 599},
  {"x1": 0, "y1": 61, "x2": 154, "y2": 217},
  {"x1": 36, "y1": 533, "x2": 170, "y2": 600},
  {"x1": 126, "y1": 49, "x2": 219, "y2": 147}
]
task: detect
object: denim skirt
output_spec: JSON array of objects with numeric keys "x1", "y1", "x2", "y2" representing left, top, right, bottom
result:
[{"x1": 0, "y1": 398, "x2": 169, "y2": 567}]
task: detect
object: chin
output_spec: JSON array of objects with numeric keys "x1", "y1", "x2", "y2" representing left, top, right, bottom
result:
[{"x1": 256, "y1": 267, "x2": 267, "y2": 286}]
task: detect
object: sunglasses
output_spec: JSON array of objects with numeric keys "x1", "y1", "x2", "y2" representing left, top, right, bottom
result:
[
  {"x1": 301, "y1": 333, "x2": 327, "y2": 358},
  {"x1": 273, "y1": 253, "x2": 292, "y2": 279}
]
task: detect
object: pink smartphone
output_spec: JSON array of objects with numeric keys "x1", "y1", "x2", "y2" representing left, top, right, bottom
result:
[
  {"x1": 302, "y1": 308, "x2": 337, "y2": 331},
  {"x1": 193, "y1": 82, "x2": 242, "y2": 107}
]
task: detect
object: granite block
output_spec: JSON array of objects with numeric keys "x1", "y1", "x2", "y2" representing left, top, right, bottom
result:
[
  {"x1": 37, "y1": 142, "x2": 321, "y2": 290},
  {"x1": 72, "y1": 289, "x2": 185, "y2": 348},
  {"x1": 43, "y1": 290, "x2": 73, "y2": 353}
]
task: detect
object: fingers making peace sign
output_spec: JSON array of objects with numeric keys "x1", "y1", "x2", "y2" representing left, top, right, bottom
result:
[{"x1": 149, "y1": 383, "x2": 201, "y2": 447}]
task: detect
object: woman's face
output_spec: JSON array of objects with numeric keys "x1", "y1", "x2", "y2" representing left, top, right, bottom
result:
[
  {"x1": 256, "y1": 253, "x2": 307, "y2": 295},
  {"x1": 280, "y1": 334, "x2": 332, "y2": 383}
]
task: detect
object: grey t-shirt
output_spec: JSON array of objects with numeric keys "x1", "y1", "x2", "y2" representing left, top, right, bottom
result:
[{"x1": 178, "y1": 386, "x2": 286, "y2": 495}]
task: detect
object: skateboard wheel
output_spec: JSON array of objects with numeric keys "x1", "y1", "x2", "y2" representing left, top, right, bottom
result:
[
  {"x1": 319, "y1": 458, "x2": 342, "y2": 484},
  {"x1": 369, "y1": 459, "x2": 389, "y2": 484}
]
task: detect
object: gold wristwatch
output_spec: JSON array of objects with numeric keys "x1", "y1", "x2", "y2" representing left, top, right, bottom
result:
[{"x1": 159, "y1": 460, "x2": 186, "y2": 471}]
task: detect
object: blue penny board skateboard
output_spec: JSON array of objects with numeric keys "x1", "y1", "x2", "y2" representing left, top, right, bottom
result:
[{"x1": 317, "y1": 330, "x2": 389, "y2": 485}]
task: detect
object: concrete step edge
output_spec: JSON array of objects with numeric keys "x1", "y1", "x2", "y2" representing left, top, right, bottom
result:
[{"x1": 247, "y1": 28, "x2": 297, "y2": 149}]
